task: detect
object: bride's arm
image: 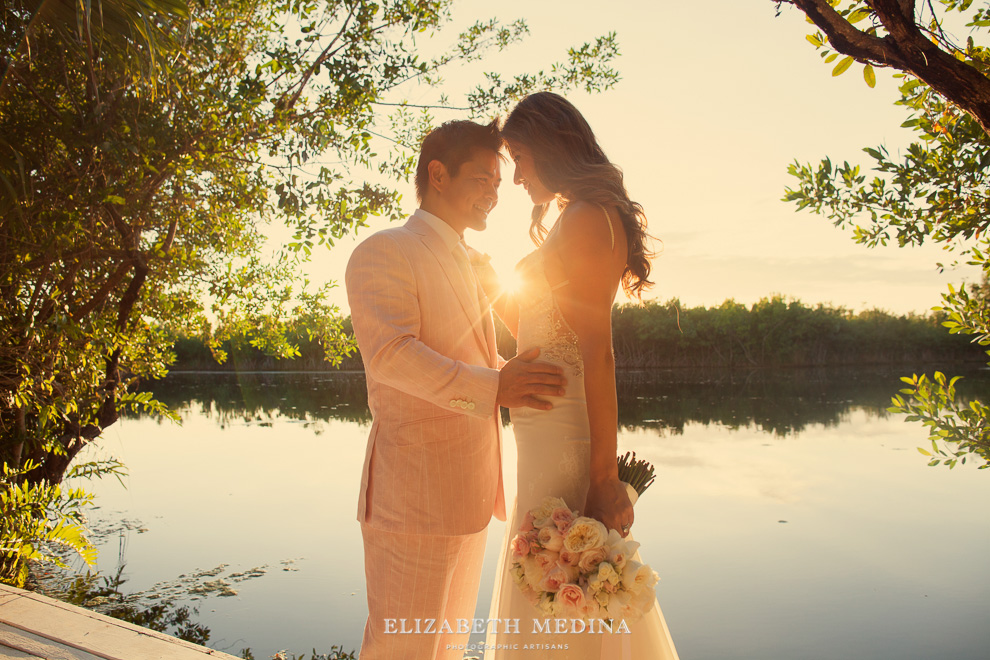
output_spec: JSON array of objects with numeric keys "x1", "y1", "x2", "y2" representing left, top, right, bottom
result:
[
  {"x1": 553, "y1": 203, "x2": 634, "y2": 536},
  {"x1": 468, "y1": 248, "x2": 520, "y2": 338}
]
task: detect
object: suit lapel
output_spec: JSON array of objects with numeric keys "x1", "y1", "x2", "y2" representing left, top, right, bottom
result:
[
  {"x1": 480, "y1": 290, "x2": 498, "y2": 368},
  {"x1": 407, "y1": 216, "x2": 489, "y2": 358}
]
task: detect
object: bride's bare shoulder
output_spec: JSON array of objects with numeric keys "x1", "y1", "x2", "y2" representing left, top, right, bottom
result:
[{"x1": 556, "y1": 201, "x2": 617, "y2": 254}]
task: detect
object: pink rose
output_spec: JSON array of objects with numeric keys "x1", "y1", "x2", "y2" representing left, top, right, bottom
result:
[
  {"x1": 556, "y1": 583, "x2": 586, "y2": 615},
  {"x1": 539, "y1": 564, "x2": 568, "y2": 593},
  {"x1": 510, "y1": 534, "x2": 531, "y2": 559},
  {"x1": 521, "y1": 511, "x2": 536, "y2": 532},
  {"x1": 551, "y1": 507, "x2": 576, "y2": 532}
]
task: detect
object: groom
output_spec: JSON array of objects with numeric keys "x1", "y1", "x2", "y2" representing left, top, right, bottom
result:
[{"x1": 345, "y1": 119, "x2": 565, "y2": 660}]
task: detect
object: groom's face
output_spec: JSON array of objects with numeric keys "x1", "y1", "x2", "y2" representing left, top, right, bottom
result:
[{"x1": 439, "y1": 148, "x2": 501, "y2": 233}]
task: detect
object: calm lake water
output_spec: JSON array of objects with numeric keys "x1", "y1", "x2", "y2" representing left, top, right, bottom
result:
[{"x1": 71, "y1": 368, "x2": 990, "y2": 660}]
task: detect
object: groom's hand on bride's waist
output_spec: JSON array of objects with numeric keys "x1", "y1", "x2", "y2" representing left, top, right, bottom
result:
[{"x1": 496, "y1": 347, "x2": 566, "y2": 410}]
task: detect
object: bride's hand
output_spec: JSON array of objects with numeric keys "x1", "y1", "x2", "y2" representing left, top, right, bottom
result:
[{"x1": 584, "y1": 477, "x2": 634, "y2": 537}]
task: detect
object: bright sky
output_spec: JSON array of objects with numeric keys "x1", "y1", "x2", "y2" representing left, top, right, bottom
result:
[{"x1": 301, "y1": 0, "x2": 981, "y2": 315}]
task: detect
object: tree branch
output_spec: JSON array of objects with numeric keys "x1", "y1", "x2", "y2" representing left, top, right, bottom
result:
[
  {"x1": 783, "y1": 0, "x2": 990, "y2": 136},
  {"x1": 274, "y1": 6, "x2": 356, "y2": 113},
  {"x1": 786, "y1": 0, "x2": 900, "y2": 64},
  {"x1": 72, "y1": 261, "x2": 133, "y2": 320},
  {"x1": 5, "y1": 65, "x2": 64, "y2": 125}
]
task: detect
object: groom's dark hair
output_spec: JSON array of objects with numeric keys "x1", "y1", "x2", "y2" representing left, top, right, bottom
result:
[{"x1": 415, "y1": 119, "x2": 502, "y2": 202}]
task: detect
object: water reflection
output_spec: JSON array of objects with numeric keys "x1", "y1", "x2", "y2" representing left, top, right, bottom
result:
[
  {"x1": 91, "y1": 366, "x2": 990, "y2": 660},
  {"x1": 140, "y1": 366, "x2": 990, "y2": 437},
  {"x1": 140, "y1": 371, "x2": 373, "y2": 427}
]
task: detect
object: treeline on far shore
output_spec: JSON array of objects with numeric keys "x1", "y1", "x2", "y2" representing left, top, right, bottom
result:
[{"x1": 169, "y1": 296, "x2": 987, "y2": 372}]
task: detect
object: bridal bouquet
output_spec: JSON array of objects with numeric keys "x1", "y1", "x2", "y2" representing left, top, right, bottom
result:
[{"x1": 508, "y1": 453, "x2": 660, "y2": 623}]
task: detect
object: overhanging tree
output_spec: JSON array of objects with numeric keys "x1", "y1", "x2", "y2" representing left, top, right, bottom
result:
[
  {"x1": 776, "y1": 0, "x2": 990, "y2": 468},
  {"x1": 0, "y1": 0, "x2": 620, "y2": 487}
]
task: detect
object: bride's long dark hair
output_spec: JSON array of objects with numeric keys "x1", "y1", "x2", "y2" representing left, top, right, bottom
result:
[{"x1": 501, "y1": 92, "x2": 654, "y2": 297}]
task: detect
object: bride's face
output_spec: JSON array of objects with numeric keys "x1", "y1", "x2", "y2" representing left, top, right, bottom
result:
[{"x1": 506, "y1": 140, "x2": 554, "y2": 205}]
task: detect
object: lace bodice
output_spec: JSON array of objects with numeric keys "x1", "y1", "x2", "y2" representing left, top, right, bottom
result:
[{"x1": 514, "y1": 249, "x2": 584, "y2": 379}]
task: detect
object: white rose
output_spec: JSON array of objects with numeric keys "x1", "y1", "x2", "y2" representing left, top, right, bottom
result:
[
  {"x1": 538, "y1": 592, "x2": 557, "y2": 616},
  {"x1": 523, "y1": 555, "x2": 547, "y2": 588},
  {"x1": 589, "y1": 562, "x2": 619, "y2": 593},
  {"x1": 532, "y1": 496, "x2": 569, "y2": 523},
  {"x1": 597, "y1": 562, "x2": 621, "y2": 587},
  {"x1": 510, "y1": 563, "x2": 527, "y2": 587},
  {"x1": 537, "y1": 525, "x2": 564, "y2": 552}
]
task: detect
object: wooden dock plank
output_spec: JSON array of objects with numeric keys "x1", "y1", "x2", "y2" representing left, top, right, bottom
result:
[
  {"x1": 0, "y1": 585, "x2": 239, "y2": 660},
  {"x1": 0, "y1": 646, "x2": 47, "y2": 659},
  {"x1": 0, "y1": 622, "x2": 99, "y2": 660}
]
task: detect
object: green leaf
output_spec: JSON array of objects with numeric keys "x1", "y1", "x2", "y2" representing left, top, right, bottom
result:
[
  {"x1": 833, "y1": 56, "x2": 854, "y2": 77},
  {"x1": 863, "y1": 64, "x2": 876, "y2": 88},
  {"x1": 847, "y1": 8, "x2": 872, "y2": 24}
]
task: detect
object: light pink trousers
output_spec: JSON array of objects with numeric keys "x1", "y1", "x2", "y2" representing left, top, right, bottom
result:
[{"x1": 360, "y1": 522, "x2": 488, "y2": 660}]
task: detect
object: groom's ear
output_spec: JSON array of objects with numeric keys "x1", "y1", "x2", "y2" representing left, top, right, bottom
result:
[{"x1": 427, "y1": 159, "x2": 448, "y2": 196}]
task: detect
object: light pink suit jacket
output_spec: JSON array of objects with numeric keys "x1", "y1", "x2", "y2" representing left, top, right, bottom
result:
[{"x1": 345, "y1": 212, "x2": 506, "y2": 537}]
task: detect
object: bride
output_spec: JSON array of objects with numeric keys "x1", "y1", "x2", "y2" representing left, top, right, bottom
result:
[{"x1": 477, "y1": 92, "x2": 678, "y2": 659}]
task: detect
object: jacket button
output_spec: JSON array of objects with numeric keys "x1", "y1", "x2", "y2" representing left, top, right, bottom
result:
[
  {"x1": 468, "y1": 402, "x2": 476, "y2": 410},
  {"x1": 449, "y1": 399, "x2": 458, "y2": 407},
  {"x1": 459, "y1": 401, "x2": 468, "y2": 409}
]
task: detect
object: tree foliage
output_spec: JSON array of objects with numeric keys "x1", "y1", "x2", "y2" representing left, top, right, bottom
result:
[
  {"x1": 0, "y1": 0, "x2": 619, "y2": 494},
  {"x1": 778, "y1": 0, "x2": 990, "y2": 468},
  {"x1": 0, "y1": 458, "x2": 124, "y2": 587},
  {"x1": 165, "y1": 296, "x2": 983, "y2": 372}
]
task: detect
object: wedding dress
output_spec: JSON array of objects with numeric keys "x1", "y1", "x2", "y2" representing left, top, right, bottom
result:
[{"x1": 483, "y1": 239, "x2": 679, "y2": 659}]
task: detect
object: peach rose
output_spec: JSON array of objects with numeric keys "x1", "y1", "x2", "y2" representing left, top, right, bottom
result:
[
  {"x1": 563, "y1": 517, "x2": 608, "y2": 553},
  {"x1": 577, "y1": 546, "x2": 609, "y2": 573},
  {"x1": 559, "y1": 549, "x2": 581, "y2": 567}
]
